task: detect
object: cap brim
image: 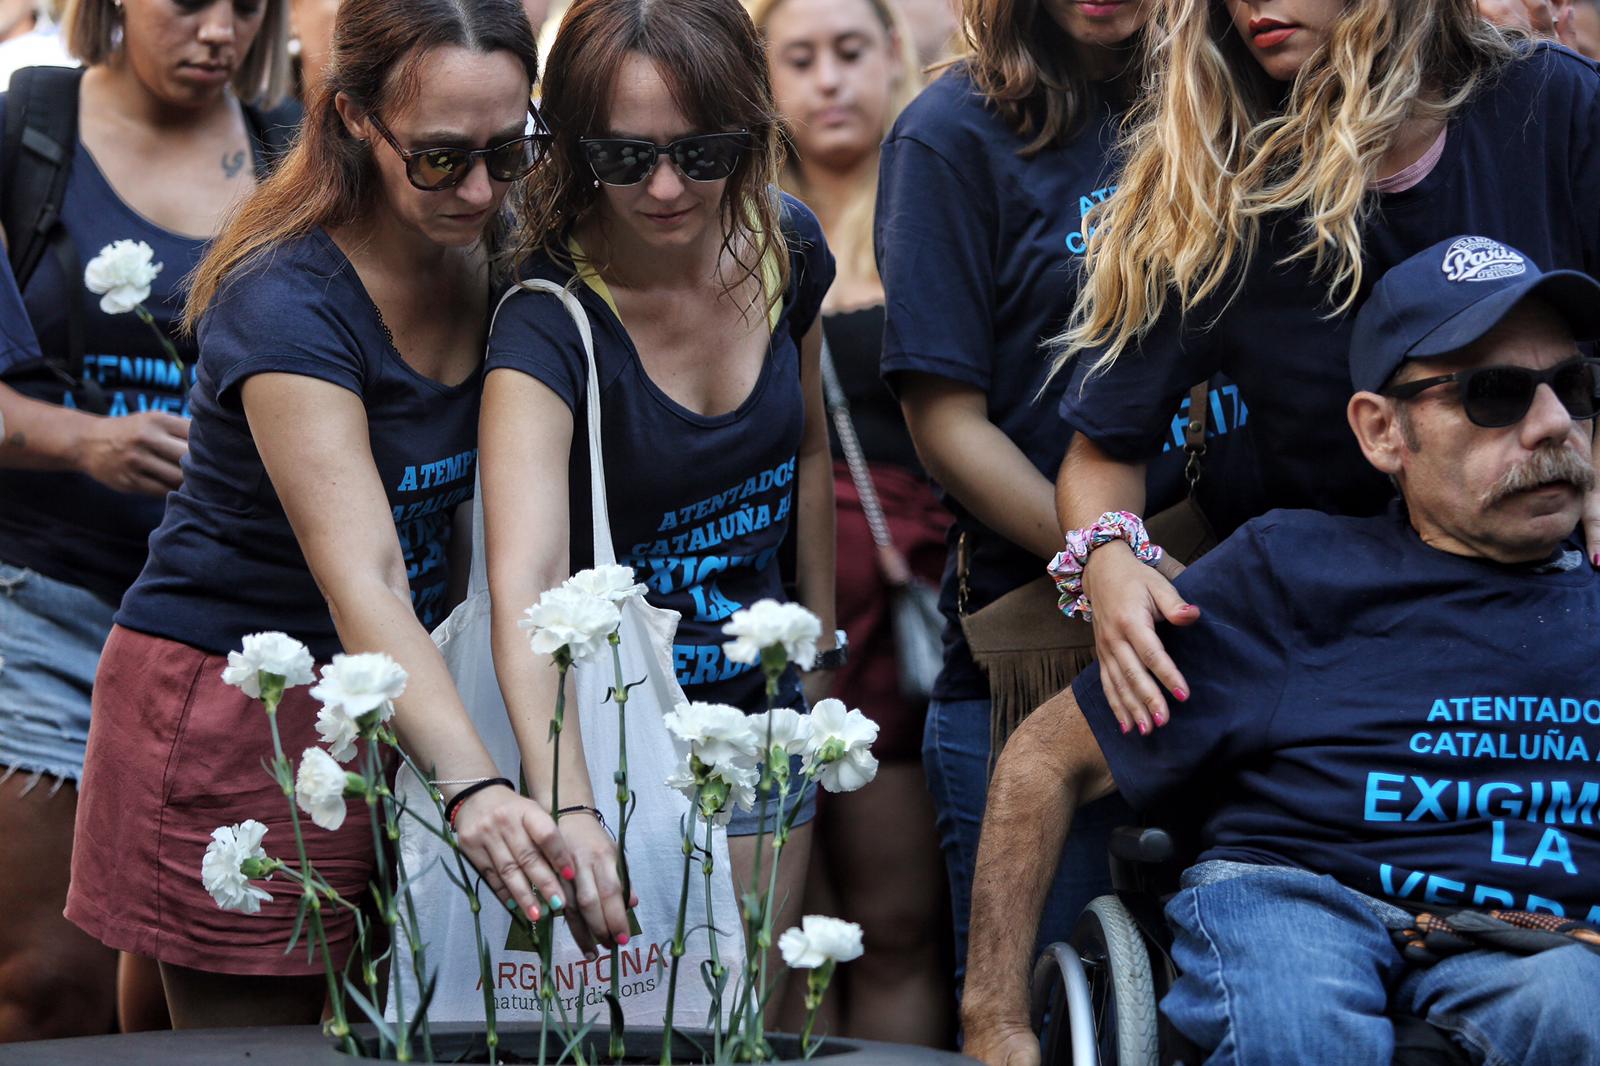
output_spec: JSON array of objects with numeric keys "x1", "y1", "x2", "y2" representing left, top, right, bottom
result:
[{"x1": 1409, "y1": 269, "x2": 1600, "y2": 360}]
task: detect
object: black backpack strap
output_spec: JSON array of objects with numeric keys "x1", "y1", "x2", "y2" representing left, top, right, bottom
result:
[
  {"x1": 2, "y1": 65, "x2": 86, "y2": 291},
  {"x1": 0, "y1": 66, "x2": 100, "y2": 410}
]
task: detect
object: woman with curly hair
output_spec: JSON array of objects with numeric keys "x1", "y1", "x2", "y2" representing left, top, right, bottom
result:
[{"x1": 1055, "y1": 0, "x2": 1598, "y2": 734}]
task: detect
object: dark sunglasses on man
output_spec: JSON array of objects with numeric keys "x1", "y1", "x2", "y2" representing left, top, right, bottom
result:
[
  {"x1": 1382, "y1": 356, "x2": 1600, "y2": 429},
  {"x1": 368, "y1": 113, "x2": 548, "y2": 192},
  {"x1": 579, "y1": 130, "x2": 751, "y2": 187}
]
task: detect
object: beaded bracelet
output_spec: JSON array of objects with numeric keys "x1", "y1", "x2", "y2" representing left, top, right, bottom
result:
[
  {"x1": 1047, "y1": 510, "x2": 1164, "y2": 622},
  {"x1": 444, "y1": 777, "x2": 516, "y2": 829}
]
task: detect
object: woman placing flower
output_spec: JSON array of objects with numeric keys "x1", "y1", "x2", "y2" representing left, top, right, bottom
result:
[
  {"x1": 0, "y1": 0, "x2": 291, "y2": 1039},
  {"x1": 480, "y1": 0, "x2": 836, "y2": 1015},
  {"x1": 63, "y1": 0, "x2": 588, "y2": 1029}
]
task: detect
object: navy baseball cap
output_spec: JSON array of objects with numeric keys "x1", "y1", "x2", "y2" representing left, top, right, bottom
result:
[{"x1": 1349, "y1": 236, "x2": 1600, "y2": 394}]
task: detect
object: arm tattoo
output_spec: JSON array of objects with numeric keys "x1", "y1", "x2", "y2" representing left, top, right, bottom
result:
[{"x1": 221, "y1": 150, "x2": 247, "y2": 179}]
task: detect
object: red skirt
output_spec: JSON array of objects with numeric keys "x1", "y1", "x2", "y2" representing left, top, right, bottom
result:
[
  {"x1": 67, "y1": 625, "x2": 377, "y2": 976},
  {"x1": 830, "y1": 460, "x2": 952, "y2": 763}
]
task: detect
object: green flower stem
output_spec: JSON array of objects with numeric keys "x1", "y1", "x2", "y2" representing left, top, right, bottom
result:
[
  {"x1": 799, "y1": 962, "x2": 835, "y2": 1058},
  {"x1": 660, "y1": 782, "x2": 702, "y2": 1066},
  {"x1": 389, "y1": 800, "x2": 435, "y2": 1061},
  {"x1": 607, "y1": 630, "x2": 632, "y2": 1063},
  {"x1": 550, "y1": 655, "x2": 570, "y2": 818},
  {"x1": 391, "y1": 745, "x2": 501, "y2": 1065},
  {"x1": 362, "y1": 742, "x2": 408, "y2": 1061},
  {"x1": 132, "y1": 303, "x2": 184, "y2": 372},
  {"x1": 701, "y1": 810, "x2": 726, "y2": 1060},
  {"x1": 259, "y1": 681, "x2": 358, "y2": 1058},
  {"x1": 732, "y1": 660, "x2": 784, "y2": 1057}
]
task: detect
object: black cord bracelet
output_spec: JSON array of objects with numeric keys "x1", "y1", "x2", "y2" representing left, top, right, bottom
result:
[
  {"x1": 557, "y1": 804, "x2": 608, "y2": 832},
  {"x1": 444, "y1": 777, "x2": 516, "y2": 828}
]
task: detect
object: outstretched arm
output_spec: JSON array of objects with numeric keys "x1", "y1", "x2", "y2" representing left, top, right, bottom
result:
[
  {"x1": 961, "y1": 686, "x2": 1119, "y2": 1066},
  {"x1": 242, "y1": 372, "x2": 575, "y2": 932}
]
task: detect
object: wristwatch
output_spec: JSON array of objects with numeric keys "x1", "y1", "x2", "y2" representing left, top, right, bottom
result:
[{"x1": 809, "y1": 629, "x2": 849, "y2": 671}]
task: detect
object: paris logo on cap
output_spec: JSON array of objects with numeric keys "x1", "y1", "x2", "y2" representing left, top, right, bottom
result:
[{"x1": 1440, "y1": 236, "x2": 1527, "y2": 283}]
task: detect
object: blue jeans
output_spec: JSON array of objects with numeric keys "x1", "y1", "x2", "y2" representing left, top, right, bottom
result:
[
  {"x1": 923, "y1": 695, "x2": 1132, "y2": 992},
  {"x1": 1164, "y1": 864, "x2": 1600, "y2": 1065}
]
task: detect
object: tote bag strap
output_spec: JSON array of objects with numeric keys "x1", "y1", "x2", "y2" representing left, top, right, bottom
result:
[{"x1": 491, "y1": 278, "x2": 617, "y2": 568}]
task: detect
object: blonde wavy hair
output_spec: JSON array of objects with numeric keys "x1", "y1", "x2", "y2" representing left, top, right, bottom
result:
[
  {"x1": 748, "y1": 0, "x2": 919, "y2": 294},
  {"x1": 1061, "y1": 0, "x2": 1515, "y2": 376}
]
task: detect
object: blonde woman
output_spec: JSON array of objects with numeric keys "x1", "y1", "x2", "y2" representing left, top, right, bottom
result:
[
  {"x1": 1055, "y1": 0, "x2": 1600, "y2": 735},
  {"x1": 753, "y1": 0, "x2": 951, "y2": 1044}
]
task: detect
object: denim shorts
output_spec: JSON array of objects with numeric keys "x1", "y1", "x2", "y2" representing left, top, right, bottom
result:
[
  {"x1": 0, "y1": 562, "x2": 116, "y2": 785},
  {"x1": 723, "y1": 753, "x2": 818, "y2": 837}
]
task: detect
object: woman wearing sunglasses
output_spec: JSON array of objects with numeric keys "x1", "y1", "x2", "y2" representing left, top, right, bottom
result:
[
  {"x1": 64, "y1": 0, "x2": 587, "y2": 1028},
  {"x1": 481, "y1": 0, "x2": 836, "y2": 1012},
  {"x1": 1053, "y1": 0, "x2": 1600, "y2": 739}
]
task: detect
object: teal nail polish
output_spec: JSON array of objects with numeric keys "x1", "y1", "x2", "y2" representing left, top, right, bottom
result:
[{"x1": 550, "y1": 894, "x2": 564, "y2": 911}]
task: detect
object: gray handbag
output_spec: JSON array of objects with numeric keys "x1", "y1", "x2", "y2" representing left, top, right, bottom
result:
[{"x1": 821, "y1": 339, "x2": 945, "y2": 703}]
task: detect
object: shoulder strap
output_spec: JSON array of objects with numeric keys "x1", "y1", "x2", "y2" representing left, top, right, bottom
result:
[{"x1": 2, "y1": 65, "x2": 85, "y2": 291}]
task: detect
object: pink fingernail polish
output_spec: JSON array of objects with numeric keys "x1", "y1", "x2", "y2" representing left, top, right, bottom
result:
[
  {"x1": 617, "y1": 933, "x2": 630, "y2": 946},
  {"x1": 1173, "y1": 689, "x2": 1188, "y2": 702},
  {"x1": 1154, "y1": 710, "x2": 1167, "y2": 726},
  {"x1": 528, "y1": 907, "x2": 540, "y2": 921},
  {"x1": 1120, "y1": 720, "x2": 1130, "y2": 734},
  {"x1": 562, "y1": 865, "x2": 576, "y2": 880},
  {"x1": 1138, "y1": 720, "x2": 1150, "y2": 736},
  {"x1": 1592, "y1": 553, "x2": 1599, "y2": 568}
]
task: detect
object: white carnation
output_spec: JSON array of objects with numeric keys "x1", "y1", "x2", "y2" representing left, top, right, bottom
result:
[
  {"x1": 295, "y1": 747, "x2": 356, "y2": 831},
  {"x1": 667, "y1": 754, "x2": 759, "y2": 826},
  {"x1": 519, "y1": 585, "x2": 620, "y2": 663},
  {"x1": 802, "y1": 698, "x2": 880, "y2": 793},
  {"x1": 84, "y1": 239, "x2": 162, "y2": 315},
  {"x1": 315, "y1": 705, "x2": 360, "y2": 763},
  {"x1": 778, "y1": 915, "x2": 864, "y2": 968},
  {"x1": 663, "y1": 701, "x2": 760, "y2": 769},
  {"x1": 564, "y1": 564, "x2": 647, "y2": 603},
  {"x1": 721, "y1": 600, "x2": 822, "y2": 670},
  {"x1": 200, "y1": 819, "x2": 274, "y2": 914},
  {"x1": 221, "y1": 631, "x2": 315, "y2": 698},
  {"x1": 309, "y1": 652, "x2": 408, "y2": 724},
  {"x1": 748, "y1": 706, "x2": 812, "y2": 759}
]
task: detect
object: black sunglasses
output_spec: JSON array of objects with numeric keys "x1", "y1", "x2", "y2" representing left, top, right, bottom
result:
[
  {"x1": 579, "y1": 130, "x2": 751, "y2": 187},
  {"x1": 369, "y1": 114, "x2": 547, "y2": 191},
  {"x1": 1382, "y1": 356, "x2": 1600, "y2": 428}
]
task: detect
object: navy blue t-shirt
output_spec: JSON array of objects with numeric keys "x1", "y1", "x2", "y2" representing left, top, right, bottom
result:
[
  {"x1": 485, "y1": 193, "x2": 835, "y2": 712},
  {"x1": 115, "y1": 229, "x2": 482, "y2": 659},
  {"x1": 0, "y1": 249, "x2": 41, "y2": 371},
  {"x1": 0, "y1": 94, "x2": 205, "y2": 603},
  {"x1": 1062, "y1": 43, "x2": 1600, "y2": 523},
  {"x1": 876, "y1": 66, "x2": 1257, "y2": 701},
  {"x1": 1075, "y1": 506, "x2": 1600, "y2": 924}
]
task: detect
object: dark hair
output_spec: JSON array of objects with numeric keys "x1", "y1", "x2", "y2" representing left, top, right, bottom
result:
[
  {"x1": 961, "y1": 0, "x2": 1143, "y2": 156},
  {"x1": 186, "y1": 0, "x2": 538, "y2": 328},
  {"x1": 510, "y1": 0, "x2": 788, "y2": 308}
]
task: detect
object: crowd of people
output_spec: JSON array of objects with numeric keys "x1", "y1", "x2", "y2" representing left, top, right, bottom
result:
[{"x1": 0, "y1": 0, "x2": 1596, "y2": 1061}]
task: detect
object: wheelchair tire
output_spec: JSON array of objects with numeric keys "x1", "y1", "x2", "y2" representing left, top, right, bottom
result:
[{"x1": 1072, "y1": 895, "x2": 1159, "y2": 1066}]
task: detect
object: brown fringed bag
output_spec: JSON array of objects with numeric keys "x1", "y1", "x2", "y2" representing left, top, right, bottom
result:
[{"x1": 961, "y1": 383, "x2": 1219, "y2": 756}]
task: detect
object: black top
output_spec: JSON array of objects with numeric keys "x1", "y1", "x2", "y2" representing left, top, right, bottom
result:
[{"x1": 823, "y1": 303, "x2": 922, "y2": 475}]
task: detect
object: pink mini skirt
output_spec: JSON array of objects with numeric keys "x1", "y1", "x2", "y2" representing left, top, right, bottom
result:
[{"x1": 67, "y1": 625, "x2": 376, "y2": 976}]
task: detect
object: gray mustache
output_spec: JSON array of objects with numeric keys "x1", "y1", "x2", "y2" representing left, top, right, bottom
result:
[{"x1": 1484, "y1": 446, "x2": 1597, "y2": 506}]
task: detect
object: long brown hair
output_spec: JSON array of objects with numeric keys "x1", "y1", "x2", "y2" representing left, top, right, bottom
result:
[
  {"x1": 185, "y1": 0, "x2": 538, "y2": 329},
  {"x1": 961, "y1": 0, "x2": 1144, "y2": 156},
  {"x1": 509, "y1": 0, "x2": 788, "y2": 309}
]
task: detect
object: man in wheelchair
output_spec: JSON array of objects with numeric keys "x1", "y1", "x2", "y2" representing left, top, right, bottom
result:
[{"x1": 962, "y1": 237, "x2": 1600, "y2": 1066}]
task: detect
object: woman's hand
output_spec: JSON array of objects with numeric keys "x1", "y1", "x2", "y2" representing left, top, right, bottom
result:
[
  {"x1": 452, "y1": 785, "x2": 574, "y2": 926},
  {"x1": 558, "y1": 811, "x2": 638, "y2": 956},
  {"x1": 1081, "y1": 542, "x2": 1201, "y2": 736}
]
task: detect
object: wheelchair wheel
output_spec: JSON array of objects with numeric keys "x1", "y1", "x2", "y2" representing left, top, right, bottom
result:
[{"x1": 1072, "y1": 895, "x2": 1159, "y2": 1066}]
